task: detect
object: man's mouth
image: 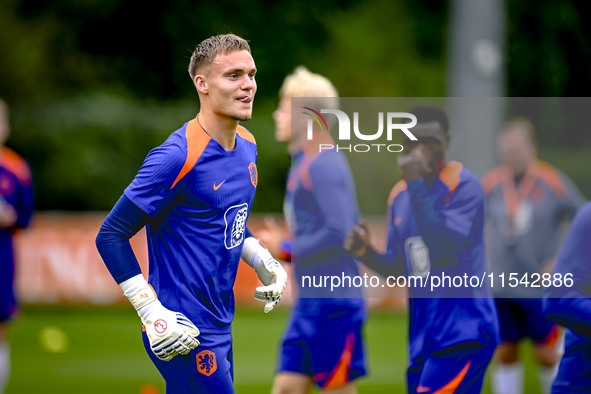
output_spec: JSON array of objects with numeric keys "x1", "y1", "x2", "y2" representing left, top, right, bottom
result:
[{"x1": 236, "y1": 95, "x2": 252, "y2": 104}]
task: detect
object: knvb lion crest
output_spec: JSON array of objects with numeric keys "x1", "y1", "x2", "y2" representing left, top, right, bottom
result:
[
  {"x1": 224, "y1": 203, "x2": 248, "y2": 249},
  {"x1": 248, "y1": 162, "x2": 257, "y2": 188},
  {"x1": 196, "y1": 350, "x2": 217, "y2": 376}
]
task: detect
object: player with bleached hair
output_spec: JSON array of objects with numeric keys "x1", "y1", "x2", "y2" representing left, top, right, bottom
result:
[
  {"x1": 96, "y1": 34, "x2": 287, "y2": 393},
  {"x1": 260, "y1": 66, "x2": 367, "y2": 394}
]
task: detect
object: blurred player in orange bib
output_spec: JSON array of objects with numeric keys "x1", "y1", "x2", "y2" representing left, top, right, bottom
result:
[
  {"x1": 0, "y1": 98, "x2": 35, "y2": 393},
  {"x1": 483, "y1": 118, "x2": 585, "y2": 394}
]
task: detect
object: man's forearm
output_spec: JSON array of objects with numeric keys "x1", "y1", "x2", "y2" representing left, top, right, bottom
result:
[{"x1": 96, "y1": 195, "x2": 149, "y2": 284}]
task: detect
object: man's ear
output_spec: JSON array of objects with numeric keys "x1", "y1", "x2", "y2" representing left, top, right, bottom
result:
[{"x1": 195, "y1": 74, "x2": 208, "y2": 95}]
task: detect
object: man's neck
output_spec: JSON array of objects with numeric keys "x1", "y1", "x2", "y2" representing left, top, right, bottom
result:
[
  {"x1": 425, "y1": 159, "x2": 446, "y2": 185},
  {"x1": 198, "y1": 111, "x2": 238, "y2": 151}
]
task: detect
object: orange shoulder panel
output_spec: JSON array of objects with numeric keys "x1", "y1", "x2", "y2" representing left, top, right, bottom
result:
[
  {"x1": 533, "y1": 160, "x2": 568, "y2": 201},
  {"x1": 0, "y1": 147, "x2": 32, "y2": 186},
  {"x1": 388, "y1": 180, "x2": 408, "y2": 205},
  {"x1": 438, "y1": 161, "x2": 463, "y2": 193},
  {"x1": 237, "y1": 125, "x2": 256, "y2": 145},
  {"x1": 170, "y1": 117, "x2": 211, "y2": 189},
  {"x1": 482, "y1": 165, "x2": 511, "y2": 195}
]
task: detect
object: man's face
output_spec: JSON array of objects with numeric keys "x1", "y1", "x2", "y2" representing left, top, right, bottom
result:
[
  {"x1": 403, "y1": 121, "x2": 449, "y2": 172},
  {"x1": 201, "y1": 50, "x2": 257, "y2": 121},
  {"x1": 499, "y1": 128, "x2": 535, "y2": 176},
  {"x1": 273, "y1": 95, "x2": 292, "y2": 143}
]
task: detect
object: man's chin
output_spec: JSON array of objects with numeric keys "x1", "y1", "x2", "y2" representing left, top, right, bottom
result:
[
  {"x1": 232, "y1": 115, "x2": 252, "y2": 122},
  {"x1": 231, "y1": 109, "x2": 253, "y2": 122}
]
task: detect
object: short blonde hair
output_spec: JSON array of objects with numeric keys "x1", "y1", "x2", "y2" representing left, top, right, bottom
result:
[
  {"x1": 279, "y1": 66, "x2": 339, "y2": 99},
  {"x1": 188, "y1": 34, "x2": 250, "y2": 79}
]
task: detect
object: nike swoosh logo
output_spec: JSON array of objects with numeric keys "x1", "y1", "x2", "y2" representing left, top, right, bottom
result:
[{"x1": 213, "y1": 180, "x2": 226, "y2": 190}]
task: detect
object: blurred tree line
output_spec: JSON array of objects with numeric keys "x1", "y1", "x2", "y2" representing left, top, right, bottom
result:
[{"x1": 0, "y1": 0, "x2": 590, "y2": 211}]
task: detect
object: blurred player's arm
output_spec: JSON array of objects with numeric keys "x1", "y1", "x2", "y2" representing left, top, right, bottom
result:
[
  {"x1": 257, "y1": 215, "x2": 291, "y2": 261},
  {"x1": 96, "y1": 139, "x2": 200, "y2": 361},
  {"x1": 241, "y1": 233, "x2": 288, "y2": 313},
  {"x1": 291, "y1": 162, "x2": 355, "y2": 260},
  {"x1": 344, "y1": 219, "x2": 404, "y2": 278},
  {"x1": 0, "y1": 160, "x2": 34, "y2": 229},
  {"x1": 543, "y1": 203, "x2": 591, "y2": 337}
]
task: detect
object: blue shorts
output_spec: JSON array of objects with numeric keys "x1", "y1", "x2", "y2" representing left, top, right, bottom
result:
[
  {"x1": 277, "y1": 305, "x2": 367, "y2": 390},
  {"x1": 407, "y1": 343, "x2": 495, "y2": 394},
  {"x1": 142, "y1": 330, "x2": 234, "y2": 394},
  {"x1": 0, "y1": 257, "x2": 16, "y2": 322},
  {"x1": 495, "y1": 298, "x2": 558, "y2": 345},
  {"x1": 551, "y1": 329, "x2": 591, "y2": 394}
]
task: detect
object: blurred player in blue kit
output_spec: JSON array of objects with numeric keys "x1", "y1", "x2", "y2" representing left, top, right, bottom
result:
[
  {"x1": 96, "y1": 34, "x2": 287, "y2": 393},
  {"x1": 0, "y1": 98, "x2": 35, "y2": 394},
  {"x1": 260, "y1": 67, "x2": 367, "y2": 393},
  {"x1": 543, "y1": 202, "x2": 591, "y2": 393},
  {"x1": 483, "y1": 118, "x2": 585, "y2": 394},
  {"x1": 345, "y1": 106, "x2": 499, "y2": 394}
]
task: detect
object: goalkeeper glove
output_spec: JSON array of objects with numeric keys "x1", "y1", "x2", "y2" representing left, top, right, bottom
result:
[
  {"x1": 242, "y1": 237, "x2": 288, "y2": 313},
  {"x1": 120, "y1": 274, "x2": 200, "y2": 361}
]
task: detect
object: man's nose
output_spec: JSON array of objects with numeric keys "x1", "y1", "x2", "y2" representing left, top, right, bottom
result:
[{"x1": 242, "y1": 76, "x2": 254, "y2": 90}]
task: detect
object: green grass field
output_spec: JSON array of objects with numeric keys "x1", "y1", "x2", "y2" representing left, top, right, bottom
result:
[{"x1": 6, "y1": 306, "x2": 543, "y2": 393}]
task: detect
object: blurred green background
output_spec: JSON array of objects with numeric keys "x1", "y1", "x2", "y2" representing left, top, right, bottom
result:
[
  {"x1": 10, "y1": 306, "x2": 547, "y2": 393},
  {"x1": 2, "y1": 0, "x2": 590, "y2": 393},
  {"x1": 2, "y1": 0, "x2": 591, "y2": 212}
]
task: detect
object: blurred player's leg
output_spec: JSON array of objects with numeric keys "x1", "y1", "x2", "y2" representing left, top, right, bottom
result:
[
  {"x1": 492, "y1": 298, "x2": 525, "y2": 394},
  {"x1": 492, "y1": 298, "x2": 560, "y2": 394},
  {"x1": 272, "y1": 372, "x2": 313, "y2": 394},
  {"x1": 275, "y1": 307, "x2": 366, "y2": 394},
  {"x1": 491, "y1": 354, "x2": 523, "y2": 394},
  {"x1": 0, "y1": 261, "x2": 17, "y2": 394},
  {"x1": 273, "y1": 373, "x2": 357, "y2": 394},
  {"x1": 0, "y1": 325, "x2": 9, "y2": 394},
  {"x1": 416, "y1": 344, "x2": 494, "y2": 394},
  {"x1": 533, "y1": 326, "x2": 562, "y2": 394}
]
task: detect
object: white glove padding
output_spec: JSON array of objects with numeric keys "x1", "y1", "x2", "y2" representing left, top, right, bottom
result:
[
  {"x1": 120, "y1": 275, "x2": 200, "y2": 361},
  {"x1": 242, "y1": 237, "x2": 288, "y2": 313}
]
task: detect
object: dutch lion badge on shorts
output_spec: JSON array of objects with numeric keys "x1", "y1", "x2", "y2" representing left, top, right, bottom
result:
[{"x1": 196, "y1": 350, "x2": 217, "y2": 376}]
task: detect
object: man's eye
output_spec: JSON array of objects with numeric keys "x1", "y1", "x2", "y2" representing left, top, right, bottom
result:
[
  {"x1": 249, "y1": 73, "x2": 255, "y2": 79},
  {"x1": 229, "y1": 74, "x2": 238, "y2": 79},
  {"x1": 422, "y1": 138, "x2": 439, "y2": 146}
]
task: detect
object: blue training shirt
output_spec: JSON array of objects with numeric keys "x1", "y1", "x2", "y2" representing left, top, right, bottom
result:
[
  {"x1": 124, "y1": 115, "x2": 258, "y2": 334},
  {"x1": 373, "y1": 161, "x2": 499, "y2": 361},
  {"x1": 483, "y1": 160, "x2": 585, "y2": 297},
  {"x1": 543, "y1": 202, "x2": 591, "y2": 391},
  {"x1": 290, "y1": 132, "x2": 365, "y2": 313},
  {"x1": 0, "y1": 147, "x2": 34, "y2": 269}
]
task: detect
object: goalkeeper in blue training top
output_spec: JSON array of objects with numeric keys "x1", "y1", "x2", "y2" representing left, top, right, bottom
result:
[{"x1": 96, "y1": 34, "x2": 287, "y2": 394}]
